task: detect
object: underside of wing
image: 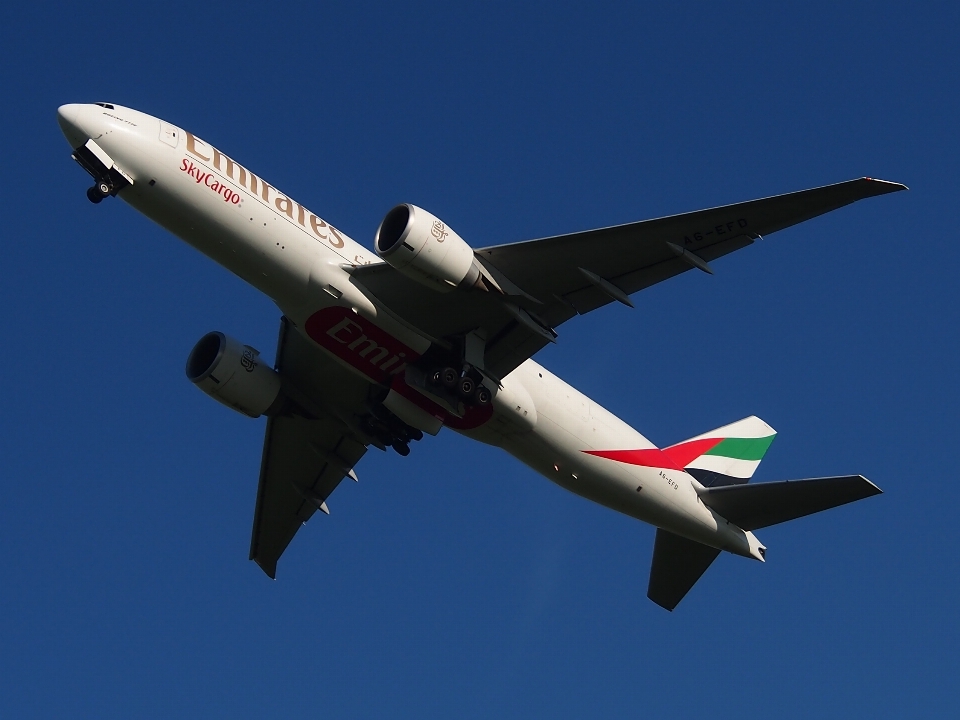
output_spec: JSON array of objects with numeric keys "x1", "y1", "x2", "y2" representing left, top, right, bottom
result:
[
  {"x1": 476, "y1": 178, "x2": 905, "y2": 322},
  {"x1": 250, "y1": 414, "x2": 366, "y2": 578},
  {"x1": 350, "y1": 178, "x2": 905, "y2": 378},
  {"x1": 249, "y1": 318, "x2": 372, "y2": 578},
  {"x1": 345, "y1": 264, "x2": 545, "y2": 380}
]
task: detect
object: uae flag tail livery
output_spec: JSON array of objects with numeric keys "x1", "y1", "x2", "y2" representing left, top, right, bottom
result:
[
  {"x1": 665, "y1": 415, "x2": 776, "y2": 487},
  {"x1": 582, "y1": 415, "x2": 776, "y2": 485}
]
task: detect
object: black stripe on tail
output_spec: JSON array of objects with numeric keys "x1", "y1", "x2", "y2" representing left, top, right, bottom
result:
[{"x1": 686, "y1": 467, "x2": 749, "y2": 488}]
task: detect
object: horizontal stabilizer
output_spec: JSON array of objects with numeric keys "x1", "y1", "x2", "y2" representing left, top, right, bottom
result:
[
  {"x1": 648, "y1": 529, "x2": 721, "y2": 611},
  {"x1": 699, "y1": 475, "x2": 881, "y2": 530}
]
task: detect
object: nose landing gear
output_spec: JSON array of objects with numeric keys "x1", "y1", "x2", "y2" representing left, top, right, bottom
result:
[
  {"x1": 85, "y1": 180, "x2": 113, "y2": 204},
  {"x1": 70, "y1": 139, "x2": 130, "y2": 204}
]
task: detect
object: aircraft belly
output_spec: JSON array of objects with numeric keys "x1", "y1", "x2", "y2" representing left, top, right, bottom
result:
[
  {"x1": 489, "y1": 360, "x2": 740, "y2": 549},
  {"x1": 499, "y1": 411, "x2": 662, "y2": 523}
]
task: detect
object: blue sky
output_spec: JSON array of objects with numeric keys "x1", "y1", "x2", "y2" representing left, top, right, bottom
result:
[{"x1": 1, "y1": 1, "x2": 957, "y2": 717}]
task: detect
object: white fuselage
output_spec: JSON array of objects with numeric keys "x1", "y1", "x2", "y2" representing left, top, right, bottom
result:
[{"x1": 57, "y1": 103, "x2": 763, "y2": 560}]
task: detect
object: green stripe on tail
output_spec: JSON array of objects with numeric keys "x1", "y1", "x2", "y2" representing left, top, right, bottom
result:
[{"x1": 705, "y1": 435, "x2": 776, "y2": 462}]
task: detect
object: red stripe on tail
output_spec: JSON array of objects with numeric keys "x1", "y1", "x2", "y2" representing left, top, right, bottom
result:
[
  {"x1": 583, "y1": 448, "x2": 684, "y2": 471},
  {"x1": 584, "y1": 437, "x2": 724, "y2": 471},
  {"x1": 662, "y1": 437, "x2": 724, "y2": 467}
]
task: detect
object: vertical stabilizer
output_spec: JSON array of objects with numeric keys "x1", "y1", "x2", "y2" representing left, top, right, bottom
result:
[{"x1": 664, "y1": 416, "x2": 776, "y2": 487}]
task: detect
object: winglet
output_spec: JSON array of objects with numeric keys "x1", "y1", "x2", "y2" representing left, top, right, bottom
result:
[{"x1": 860, "y1": 177, "x2": 909, "y2": 193}]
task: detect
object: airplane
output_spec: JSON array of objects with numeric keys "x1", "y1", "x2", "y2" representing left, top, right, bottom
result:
[{"x1": 56, "y1": 102, "x2": 904, "y2": 610}]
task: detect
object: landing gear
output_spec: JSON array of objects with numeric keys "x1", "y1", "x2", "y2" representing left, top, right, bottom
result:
[
  {"x1": 474, "y1": 385, "x2": 492, "y2": 406},
  {"x1": 86, "y1": 179, "x2": 112, "y2": 204},
  {"x1": 362, "y1": 404, "x2": 424, "y2": 456},
  {"x1": 458, "y1": 376, "x2": 475, "y2": 399},
  {"x1": 440, "y1": 367, "x2": 458, "y2": 389},
  {"x1": 427, "y1": 364, "x2": 492, "y2": 408},
  {"x1": 70, "y1": 141, "x2": 129, "y2": 205}
]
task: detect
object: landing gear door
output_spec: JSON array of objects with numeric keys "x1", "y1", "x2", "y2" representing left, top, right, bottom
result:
[{"x1": 159, "y1": 121, "x2": 180, "y2": 148}]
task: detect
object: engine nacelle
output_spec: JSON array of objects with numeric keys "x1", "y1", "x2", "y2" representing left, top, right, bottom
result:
[
  {"x1": 374, "y1": 204, "x2": 482, "y2": 293},
  {"x1": 186, "y1": 332, "x2": 282, "y2": 418}
]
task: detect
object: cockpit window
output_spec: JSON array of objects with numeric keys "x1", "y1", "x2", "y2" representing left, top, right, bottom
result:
[{"x1": 94, "y1": 102, "x2": 115, "y2": 109}]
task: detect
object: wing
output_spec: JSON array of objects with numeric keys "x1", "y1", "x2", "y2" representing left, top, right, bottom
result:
[
  {"x1": 476, "y1": 178, "x2": 906, "y2": 320},
  {"x1": 249, "y1": 318, "x2": 371, "y2": 578},
  {"x1": 350, "y1": 178, "x2": 906, "y2": 378}
]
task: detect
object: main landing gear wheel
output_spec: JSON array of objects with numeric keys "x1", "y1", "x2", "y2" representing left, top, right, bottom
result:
[
  {"x1": 392, "y1": 440, "x2": 411, "y2": 457},
  {"x1": 474, "y1": 385, "x2": 492, "y2": 406},
  {"x1": 440, "y1": 367, "x2": 459, "y2": 389},
  {"x1": 458, "y1": 376, "x2": 475, "y2": 398},
  {"x1": 97, "y1": 180, "x2": 112, "y2": 196}
]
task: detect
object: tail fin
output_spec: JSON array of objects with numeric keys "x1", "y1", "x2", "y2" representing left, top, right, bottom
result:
[{"x1": 665, "y1": 416, "x2": 776, "y2": 487}]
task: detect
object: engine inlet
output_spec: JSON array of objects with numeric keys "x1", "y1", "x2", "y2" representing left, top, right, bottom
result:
[{"x1": 376, "y1": 204, "x2": 412, "y2": 255}]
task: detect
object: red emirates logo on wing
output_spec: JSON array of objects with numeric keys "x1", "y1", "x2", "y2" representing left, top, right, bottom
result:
[
  {"x1": 304, "y1": 307, "x2": 418, "y2": 384},
  {"x1": 305, "y1": 306, "x2": 494, "y2": 430}
]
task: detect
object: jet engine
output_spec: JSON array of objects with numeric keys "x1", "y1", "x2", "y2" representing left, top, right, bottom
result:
[
  {"x1": 374, "y1": 204, "x2": 483, "y2": 292},
  {"x1": 186, "y1": 331, "x2": 283, "y2": 418}
]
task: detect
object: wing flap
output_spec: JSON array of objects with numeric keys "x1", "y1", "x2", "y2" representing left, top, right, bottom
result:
[
  {"x1": 698, "y1": 475, "x2": 882, "y2": 531},
  {"x1": 648, "y1": 529, "x2": 721, "y2": 611}
]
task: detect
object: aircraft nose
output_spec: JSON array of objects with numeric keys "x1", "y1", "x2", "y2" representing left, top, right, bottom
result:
[{"x1": 57, "y1": 104, "x2": 87, "y2": 147}]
